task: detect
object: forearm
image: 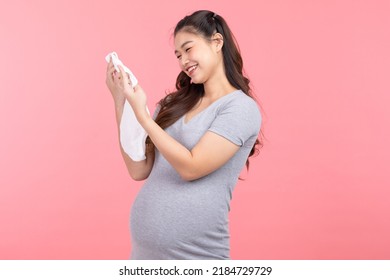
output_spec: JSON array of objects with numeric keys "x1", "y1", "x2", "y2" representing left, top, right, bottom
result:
[
  {"x1": 114, "y1": 99, "x2": 125, "y2": 129},
  {"x1": 114, "y1": 100, "x2": 153, "y2": 181},
  {"x1": 139, "y1": 114, "x2": 195, "y2": 180},
  {"x1": 119, "y1": 144, "x2": 154, "y2": 180}
]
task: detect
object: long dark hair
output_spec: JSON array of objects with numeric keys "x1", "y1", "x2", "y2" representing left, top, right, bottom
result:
[{"x1": 148, "y1": 10, "x2": 264, "y2": 169}]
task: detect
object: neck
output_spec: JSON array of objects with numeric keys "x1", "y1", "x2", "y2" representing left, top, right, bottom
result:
[{"x1": 202, "y1": 66, "x2": 237, "y2": 101}]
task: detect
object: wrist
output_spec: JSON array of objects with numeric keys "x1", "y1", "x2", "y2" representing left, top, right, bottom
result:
[
  {"x1": 114, "y1": 97, "x2": 125, "y2": 108},
  {"x1": 137, "y1": 109, "x2": 152, "y2": 127}
]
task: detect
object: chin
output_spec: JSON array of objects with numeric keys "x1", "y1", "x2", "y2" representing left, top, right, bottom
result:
[{"x1": 190, "y1": 77, "x2": 205, "y2": 85}]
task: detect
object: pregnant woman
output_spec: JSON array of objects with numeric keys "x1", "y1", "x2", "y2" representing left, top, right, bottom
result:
[{"x1": 106, "y1": 10, "x2": 263, "y2": 259}]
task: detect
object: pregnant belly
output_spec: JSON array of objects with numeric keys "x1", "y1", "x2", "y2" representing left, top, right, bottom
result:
[{"x1": 130, "y1": 182, "x2": 229, "y2": 256}]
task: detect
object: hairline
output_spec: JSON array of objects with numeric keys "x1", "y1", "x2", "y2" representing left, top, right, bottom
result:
[{"x1": 174, "y1": 26, "x2": 213, "y2": 42}]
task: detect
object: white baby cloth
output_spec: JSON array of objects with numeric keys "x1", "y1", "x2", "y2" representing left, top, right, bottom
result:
[
  {"x1": 120, "y1": 101, "x2": 150, "y2": 161},
  {"x1": 105, "y1": 51, "x2": 150, "y2": 161},
  {"x1": 105, "y1": 52, "x2": 138, "y2": 86}
]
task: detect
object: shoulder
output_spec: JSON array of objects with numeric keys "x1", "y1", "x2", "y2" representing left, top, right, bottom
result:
[
  {"x1": 208, "y1": 90, "x2": 261, "y2": 147},
  {"x1": 217, "y1": 90, "x2": 261, "y2": 123}
]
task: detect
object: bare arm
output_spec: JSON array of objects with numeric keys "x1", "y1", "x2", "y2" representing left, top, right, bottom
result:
[
  {"x1": 107, "y1": 62, "x2": 154, "y2": 181},
  {"x1": 114, "y1": 103, "x2": 154, "y2": 181}
]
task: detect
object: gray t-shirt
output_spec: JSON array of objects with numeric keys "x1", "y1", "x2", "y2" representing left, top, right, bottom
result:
[{"x1": 130, "y1": 90, "x2": 261, "y2": 259}]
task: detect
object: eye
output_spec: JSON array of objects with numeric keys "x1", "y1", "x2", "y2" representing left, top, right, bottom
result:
[
  {"x1": 185, "y1": 47, "x2": 192, "y2": 52},
  {"x1": 176, "y1": 54, "x2": 182, "y2": 60}
]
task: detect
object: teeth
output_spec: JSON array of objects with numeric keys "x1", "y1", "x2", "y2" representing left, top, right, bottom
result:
[{"x1": 188, "y1": 65, "x2": 197, "y2": 72}]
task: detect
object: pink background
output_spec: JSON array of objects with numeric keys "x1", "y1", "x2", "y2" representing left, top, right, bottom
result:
[{"x1": 1, "y1": 0, "x2": 389, "y2": 259}]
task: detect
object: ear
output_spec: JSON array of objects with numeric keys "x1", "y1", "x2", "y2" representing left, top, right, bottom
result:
[{"x1": 212, "y1": 33, "x2": 224, "y2": 52}]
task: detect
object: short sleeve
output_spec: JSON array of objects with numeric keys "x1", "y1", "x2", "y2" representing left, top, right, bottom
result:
[{"x1": 208, "y1": 97, "x2": 261, "y2": 147}]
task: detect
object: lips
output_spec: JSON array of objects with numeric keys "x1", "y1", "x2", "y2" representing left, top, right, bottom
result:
[{"x1": 186, "y1": 64, "x2": 198, "y2": 75}]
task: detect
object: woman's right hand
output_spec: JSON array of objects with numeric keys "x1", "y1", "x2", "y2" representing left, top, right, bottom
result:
[{"x1": 105, "y1": 59, "x2": 126, "y2": 106}]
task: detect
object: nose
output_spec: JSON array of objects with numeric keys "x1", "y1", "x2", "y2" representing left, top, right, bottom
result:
[{"x1": 180, "y1": 54, "x2": 189, "y2": 70}]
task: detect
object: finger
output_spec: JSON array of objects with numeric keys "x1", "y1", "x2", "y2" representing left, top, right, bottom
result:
[
  {"x1": 106, "y1": 60, "x2": 117, "y2": 79},
  {"x1": 106, "y1": 65, "x2": 116, "y2": 83},
  {"x1": 117, "y1": 65, "x2": 130, "y2": 84},
  {"x1": 106, "y1": 57, "x2": 111, "y2": 72},
  {"x1": 126, "y1": 73, "x2": 132, "y2": 87},
  {"x1": 106, "y1": 57, "x2": 117, "y2": 72},
  {"x1": 117, "y1": 64, "x2": 124, "y2": 77},
  {"x1": 133, "y1": 84, "x2": 141, "y2": 91},
  {"x1": 106, "y1": 70, "x2": 115, "y2": 85},
  {"x1": 107, "y1": 65, "x2": 117, "y2": 76}
]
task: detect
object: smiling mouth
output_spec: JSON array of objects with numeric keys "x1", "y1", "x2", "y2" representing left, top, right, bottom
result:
[{"x1": 186, "y1": 64, "x2": 198, "y2": 75}]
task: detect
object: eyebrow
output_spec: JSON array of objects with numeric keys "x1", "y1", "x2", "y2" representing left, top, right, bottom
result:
[{"x1": 174, "y1": 41, "x2": 193, "y2": 55}]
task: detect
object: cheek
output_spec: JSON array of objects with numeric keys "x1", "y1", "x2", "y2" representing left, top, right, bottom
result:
[
  {"x1": 198, "y1": 47, "x2": 215, "y2": 64},
  {"x1": 199, "y1": 53, "x2": 215, "y2": 69}
]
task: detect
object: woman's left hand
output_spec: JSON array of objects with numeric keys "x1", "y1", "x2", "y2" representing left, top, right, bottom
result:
[{"x1": 114, "y1": 65, "x2": 149, "y2": 122}]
